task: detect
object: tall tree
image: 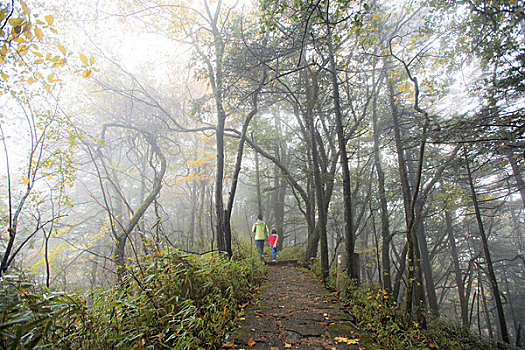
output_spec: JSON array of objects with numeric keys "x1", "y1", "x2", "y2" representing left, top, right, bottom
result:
[{"x1": 463, "y1": 145, "x2": 509, "y2": 343}]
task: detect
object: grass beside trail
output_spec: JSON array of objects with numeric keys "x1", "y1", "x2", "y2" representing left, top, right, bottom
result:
[{"x1": 0, "y1": 249, "x2": 266, "y2": 349}]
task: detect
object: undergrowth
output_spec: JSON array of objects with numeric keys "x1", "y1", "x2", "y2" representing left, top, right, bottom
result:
[
  {"x1": 309, "y1": 259, "x2": 501, "y2": 350},
  {"x1": 0, "y1": 249, "x2": 265, "y2": 349},
  {"x1": 344, "y1": 282, "x2": 498, "y2": 349}
]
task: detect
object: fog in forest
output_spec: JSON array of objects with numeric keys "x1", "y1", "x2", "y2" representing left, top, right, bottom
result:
[{"x1": 1, "y1": 0, "x2": 524, "y2": 347}]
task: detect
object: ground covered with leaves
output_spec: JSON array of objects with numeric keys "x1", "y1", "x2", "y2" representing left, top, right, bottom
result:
[
  {"x1": 226, "y1": 263, "x2": 500, "y2": 350},
  {"x1": 225, "y1": 264, "x2": 377, "y2": 349}
]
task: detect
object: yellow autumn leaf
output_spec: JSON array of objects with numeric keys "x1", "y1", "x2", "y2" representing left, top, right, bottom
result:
[
  {"x1": 17, "y1": 44, "x2": 29, "y2": 56},
  {"x1": 34, "y1": 27, "x2": 43, "y2": 41},
  {"x1": 58, "y1": 44, "x2": 66, "y2": 55},
  {"x1": 0, "y1": 71, "x2": 9, "y2": 81},
  {"x1": 284, "y1": 343, "x2": 292, "y2": 349},
  {"x1": 34, "y1": 59, "x2": 44, "y2": 64},
  {"x1": 82, "y1": 69, "x2": 92, "y2": 78},
  {"x1": 45, "y1": 15, "x2": 54, "y2": 26},
  {"x1": 80, "y1": 53, "x2": 88, "y2": 65},
  {"x1": 21, "y1": 1, "x2": 30, "y2": 14},
  {"x1": 0, "y1": 57, "x2": 5, "y2": 65},
  {"x1": 21, "y1": 176, "x2": 30, "y2": 185},
  {"x1": 90, "y1": 56, "x2": 96, "y2": 65},
  {"x1": 14, "y1": 35, "x2": 26, "y2": 44},
  {"x1": 334, "y1": 336, "x2": 359, "y2": 345},
  {"x1": 27, "y1": 77, "x2": 36, "y2": 84}
]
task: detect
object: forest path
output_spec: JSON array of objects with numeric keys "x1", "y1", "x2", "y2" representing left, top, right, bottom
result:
[{"x1": 224, "y1": 264, "x2": 378, "y2": 349}]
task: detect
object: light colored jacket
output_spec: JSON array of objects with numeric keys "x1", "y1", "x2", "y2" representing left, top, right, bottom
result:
[{"x1": 252, "y1": 220, "x2": 269, "y2": 240}]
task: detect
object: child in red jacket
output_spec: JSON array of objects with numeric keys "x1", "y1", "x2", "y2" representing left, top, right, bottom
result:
[{"x1": 266, "y1": 229, "x2": 280, "y2": 261}]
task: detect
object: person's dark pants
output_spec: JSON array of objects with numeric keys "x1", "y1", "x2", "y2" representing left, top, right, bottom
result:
[{"x1": 255, "y1": 240, "x2": 265, "y2": 259}]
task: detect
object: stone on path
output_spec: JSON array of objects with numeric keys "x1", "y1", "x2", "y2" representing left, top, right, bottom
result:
[{"x1": 223, "y1": 265, "x2": 378, "y2": 349}]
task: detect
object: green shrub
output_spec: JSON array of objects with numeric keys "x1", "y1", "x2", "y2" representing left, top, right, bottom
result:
[
  {"x1": 306, "y1": 261, "x2": 499, "y2": 349},
  {"x1": 0, "y1": 274, "x2": 85, "y2": 350},
  {"x1": 0, "y1": 249, "x2": 265, "y2": 349},
  {"x1": 276, "y1": 246, "x2": 306, "y2": 262},
  {"x1": 342, "y1": 280, "x2": 498, "y2": 350}
]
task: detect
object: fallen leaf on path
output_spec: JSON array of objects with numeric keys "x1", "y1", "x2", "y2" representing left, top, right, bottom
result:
[
  {"x1": 334, "y1": 336, "x2": 360, "y2": 345},
  {"x1": 223, "y1": 339, "x2": 236, "y2": 348},
  {"x1": 248, "y1": 338, "x2": 256, "y2": 347},
  {"x1": 284, "y1": 343, "x2": 292, "y2": 348}
]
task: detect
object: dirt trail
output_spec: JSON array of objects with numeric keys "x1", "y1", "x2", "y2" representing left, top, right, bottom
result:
[{"x1": 224, "y1": 264, "x2": 376, "y2": 349}]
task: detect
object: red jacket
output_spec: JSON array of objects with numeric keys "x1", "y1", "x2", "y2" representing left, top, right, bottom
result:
[{"x1": 266, "y1": 234, "x2": 279, "y2": 248}]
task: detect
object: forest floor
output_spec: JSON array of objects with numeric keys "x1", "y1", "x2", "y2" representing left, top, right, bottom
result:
[{"x1": 223, "y1": 262, "x2": 379, "y2": 349}]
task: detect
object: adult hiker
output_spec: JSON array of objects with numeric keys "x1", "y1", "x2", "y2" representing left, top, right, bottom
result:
[
  {"x1": 252, "y1": 214, "x2": 269, "y2": 260},
  {"x1": 266, "y1": 228, "x2": 280, "y2": 261}
]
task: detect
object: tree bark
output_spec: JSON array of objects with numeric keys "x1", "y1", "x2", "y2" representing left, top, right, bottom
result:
[
  {"x1": 387, "y1": 77, "x2": 426, "y2": 322},
  {"x1": 444, "y1": 209, "x2": 469, "y2": 328},
  {"x1": 112, "y1": 130, "x2": 166, "y2": 282},
  {"x1": 304, "y1": 67, "x2": 329, "y2": 280},
  {"x1": 371, "y1": 76, "x2": 392, "y2": 293},
  {"x1": 224, "y1": 92, "x2": 260, "y2": 257},
  {"x1": 464, "y1": 145, "x2": 509, "y2": 343},
  {"x1": 507, "y1": 151, "x2": 525, "y2": 210},
  {"x1": 327, "y1": 23, "x2": 357, "y2": 284}
]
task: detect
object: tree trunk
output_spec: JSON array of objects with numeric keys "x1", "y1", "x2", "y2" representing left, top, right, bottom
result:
[
  {"x1": 507, "y1": 151, "x2": 525, "y2": 210},
  {"x1": 464, "y1": 146, "x2": 509, "y2": 343},
  {"x1": 224, "y1": 93, "x2": 259, "y2": 258},
  {"x1": 393, "y1": 243, "x2": 408, "y2": 303},
  {"x1": 371, "y1": 80, "x2": 392, "y2": 293},
  {"x1": 388, "y1": 77, "x2": 426, "y2": 322},
  {"x1": 304, "y1": 67, "x2": 329, "y2": 281},
  {"x1": 255, "y1": 136, "x2": 263, "y2": 216},
  {"x1": 327, "y1": 24, "x2": 357, "y2": 284},
  {"x1": 479, "y1": 268, "x2": 494, "y2": 339},
  {"x1": 273, "y1": 142, "x2": 287, "y2": 245},
  {"x1": 445, "y1": 209, "x2": 469, "y2": 328},
  {"x1": 197, "y1": 182, "x2": 206, "y2": 246},
  {"x1": 44, "y1": 229, "x2": 51, "y2": 288},
  {"x1": 501, "y1": 263, "x2": 519, "y2": 342},
  {"x1": 414, "y1": 206, "x2": 439, "y2": 317},
  {"x1": 114, "y1": 131, "x2": 166, "y2": 282}
]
